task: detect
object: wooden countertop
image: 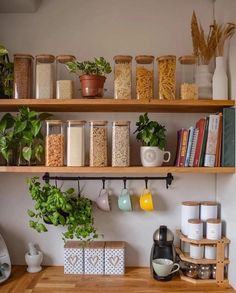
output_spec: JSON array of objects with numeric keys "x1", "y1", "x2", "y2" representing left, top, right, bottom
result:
[{"x1": 1, "y1": 266, "x2": 235, "y2": 293}]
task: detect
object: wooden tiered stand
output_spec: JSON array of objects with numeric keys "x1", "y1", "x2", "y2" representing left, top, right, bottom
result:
[{"x1": 176, "y1": 230, "x2": 230, "y2": 286}]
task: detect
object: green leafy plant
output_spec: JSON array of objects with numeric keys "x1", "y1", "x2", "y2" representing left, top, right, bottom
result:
[
  {"x1": 66, "y1": 57, "x2": 112, "y2": 76},
  {"x1": 0, "y1": 45, "x2": 13, "y2": 97},
  {"x1": 27, "y1": 177, "x2": 97, "y2": 242},
  {"x1": 134, "y1": 113, "x2": 167, "y2": 149},
  {"x1": 0, "y1": 113, "x2": 15, "y2": 164}
]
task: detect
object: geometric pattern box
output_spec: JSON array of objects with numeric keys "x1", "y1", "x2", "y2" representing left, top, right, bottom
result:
[
  {"x1": 104, "y1": 241, "x2": 125, "y2": 275},
  {"x1": 64, "y1": 241, "x2": 84, "y2": 274},
  {"x1": 84, "y1": 241, "x2": 105, "y2": 275}
]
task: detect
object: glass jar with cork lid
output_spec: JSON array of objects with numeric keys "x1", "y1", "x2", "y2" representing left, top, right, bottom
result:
[{"x1": 135, "y1": 55, "x2": 154, "y2": 100}]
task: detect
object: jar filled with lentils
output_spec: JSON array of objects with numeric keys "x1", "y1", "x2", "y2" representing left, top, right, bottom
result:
[
  {"x1": 112, "y1": 121, "x2": 130, "y2": 167},
  {"x1": 89, "y1": 120, "x2": 108, "y2": 167}
]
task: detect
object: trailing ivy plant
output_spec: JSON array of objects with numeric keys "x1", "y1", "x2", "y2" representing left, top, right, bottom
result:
[
  {"x1": 0, "y1": 113, "x2": 15, "y2": 164},
  {"x1": 134, "y1": 113, "x2": 167, "y2": 149},
  {"x1": 0, "y1": 45, "x2": 13, "y2": 98},
  {"x1": 27, "y1": 177, "x2": 97, "y2": 242}
]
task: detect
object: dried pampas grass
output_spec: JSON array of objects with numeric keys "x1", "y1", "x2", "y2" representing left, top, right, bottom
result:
[{"x1": 215, "y1": 22, "x2": 236, "y2": 56}]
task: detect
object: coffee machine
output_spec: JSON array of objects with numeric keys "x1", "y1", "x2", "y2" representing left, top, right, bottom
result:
[{"x1": 150, "y1": 225, "x2": 176, "y2": 281}]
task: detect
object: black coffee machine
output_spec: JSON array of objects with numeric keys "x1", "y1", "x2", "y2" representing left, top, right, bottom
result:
[{"x1": 150, "y1": 225, "x2": 176, "y2": 281}]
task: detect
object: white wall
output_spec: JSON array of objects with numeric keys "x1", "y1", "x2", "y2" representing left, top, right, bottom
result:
[{"x1": 0, "y1": 1, "x2": 234, "y2": 285}]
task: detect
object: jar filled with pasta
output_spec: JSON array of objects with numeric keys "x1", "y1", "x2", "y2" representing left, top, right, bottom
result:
[
  {"x1": 135, "y1": 55, "x2": 154, "y2": 100},
  {"x1": 157, "y1": 55, "x2": 176, "y2": 100},
  {"x1": 114, "y1": 55, "x2": 132, "y2": 99},
  {"x1": 179, "y1": 55, "x2": 198, "y2": 100}
]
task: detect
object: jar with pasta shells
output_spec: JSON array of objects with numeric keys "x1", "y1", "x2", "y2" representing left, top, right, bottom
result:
[
  {"x1": 179, "y1": 55, "x2": 198, "y2": 100},
  {"x1": 114, "y1": 55, "x2": 132, "y2": 99},
  {"x1": 135, "y1": 55, "x2": 154, "y2": 100},
  {"x1": 157, "y1": 55, "x2": 176, "y2": 100}
]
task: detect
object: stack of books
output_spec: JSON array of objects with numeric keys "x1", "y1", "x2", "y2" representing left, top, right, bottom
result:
[{"x1": 174, "y1": 108, "x2": 235, "y2": 167}]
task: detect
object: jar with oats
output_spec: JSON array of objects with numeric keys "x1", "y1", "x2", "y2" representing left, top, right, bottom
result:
[
  {"x1": 45, "y1": 120, "x2": 64, "y2": 167},
  {"x1": 112, "y1": 121, "x2": 130, "y2": 167},
  {"x1": 135, "y1": 55, "x2": 154, "y2": 100},
  {"x1": 179, "y1": 55, "x2": 198, "y2": 100},
  {"x1": 157, "y1": 55, "x2": 176, "y2": 100},
  {"x1": 13, "y1": 54, "x2": 34, "y2": 99},
  {"x1": 114, "y1": 55, "x2": 132, "y2": 99},
  {"x1": 89, "y1": 120, "x2": 108, "y2": 167},
  {"x1": 35, "y1": 54, "x2": 55, "y2": 99},
  {"x1": 56, "y1": 55, "x2": 76, "y2": 99}
]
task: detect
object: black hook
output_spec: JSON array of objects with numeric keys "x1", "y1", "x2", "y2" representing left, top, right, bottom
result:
[
  {"x1": 145, "y1": 178, "x2": 148, "y2": 189},
  {"x1": 55, "y1": 178, "x2": 58, "y2": 188},
  {"x1": 166, "y1": 173, "x2": 174, "y2": 189},
  {"x1": 43, "y1": 172, "x2": 50, "y2": 184},
  {"x1": 123, "y1": 178, "x2": 127, "y2": 189},
  {"x1": 102, "y1": 177, "x2": 106, "y2": 189},
  {"x1": 78, "y1": 176, "x2": 81, "y2": 197}
]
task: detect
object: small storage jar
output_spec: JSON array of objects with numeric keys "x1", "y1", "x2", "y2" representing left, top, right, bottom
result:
[
  {"x1": 179, "y1": 55, "x2": 198, "y2": 100},
  {"x1": 114, "y1": 55, "x2": 132, "y2": 99},
  {"x1": 181, "y1": 201, "x2": 200, "y2": 236},
  {"x1": 200, "y1": 201, "x2": 218, "y2": 221},
  {"x1": 67, "y1": 120, "x2": 86, "y2": 167},
  {"x1": 13, "y1": 54, "x2": 34, "y2": 99},
  {"x1": 157, "y1": 55, "x2": 176, "y2": 100},
  {"x1": 198, "y1": 264, "x2": 211, "y2": 280},
  {"x1": 56, "y1": 55, "x2": 76, "y2": 99},
  {"x1": 35, "y1": 54, "x2": 55, "y2": 99},
  {"x1": 112, "y1": 121, "x2": 130, "y2": 167},
  {"x1": 206, "y1": 219, "x2": 222, "y2": 240},
  {"x1": 89, "y1": 120, "x2": 108, "y2": 167},
  {"x1": 45, "y1": 120, "x2": 65, "y2": 167},
  {"x1": 188, "y1": 219, "x2": 203, "y2": 240},
  {"x1": 135, "y1": 55, "x2": 154, "y2": 100}
]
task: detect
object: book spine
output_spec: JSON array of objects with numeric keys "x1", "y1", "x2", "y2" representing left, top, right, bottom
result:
[
  {"x1": 193, "y1": 118, "x2": 206, "y2": 167},
  {"x1": 185, "y1": 127, "x2": 194, "y2": 167},
  {"x1": 174, "y1": 129, "x2": 184, "y2": 167},
  {"x1": 189, "y1": 128, "x2": 199, "y2": 167},
  {"x1": 222, "y1": 108, "x2": 235, "y2": 167},
  {"x1": 179, "y1": 129, "x2": 189, "y2": 167},
  {"x1": 199, "y1": 117, "x2": 209, "y2": 167},
  {"x1": 215, "y1": 113, "x2": 223, "y2": 167}
]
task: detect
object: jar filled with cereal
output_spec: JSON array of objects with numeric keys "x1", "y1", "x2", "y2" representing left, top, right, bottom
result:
[
  {"x1": 114, "y1": 55, "x2": 132, "y2": 99},
  {"x1": 157, "y1": 55, "x2": 176, "y2": 100},
  {"x1": 179, "y1": 55, "x2": 198, "y2": 100},
  {"x1": 89, "y1": 120, "x2": 108, "y2": 167},
  {"x1": 135, "y1": 55, "x2": 154, "y2": 100},
  {"x1": 45, "y1": 120, "x2": 65, "y2": 166}
]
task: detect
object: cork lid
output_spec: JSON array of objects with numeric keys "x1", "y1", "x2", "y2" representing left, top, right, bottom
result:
[
  {"x1": 188, "y1": 219, "x2": 203, "y2": 224},
  {"x1": 182, "y1": 201, "x2": 199, "y2": 206},
  {"x1": 105, "y1": 241, "x2": 125, "y2": 249},
  {"x1": 67, "y1": 120, "x2": 86, "y2": 125},
  {"x1": 112, "y1": 120, "x2": 130, "y2": 126},
  {"x1": 207, "y1": 218, "x2": 221, "y2": 224},
  {"x1": 157, "y1": 55, "x2": 176, "y2": 61},
  {"x1": 56, "y1": 55, "x2": 76, "y2": 63},
  {"x1": 178, "y1": 55, "x2": 197, "y2": 65},
  {"x1": 135, "y1": 55, "x2": 154, "y2": 64},
  {"x1": 36, "y1": 54, "x2": 55, "y2": 63},
  {"x1": 84, "y1": 241, "x2": 105, "y2": 249},
  {"x1": 14, "y1": 53, "x2": 34, "y2": 59},
  {"x1": 113, "y1": 55, "x2": 132, "y2": 63},
  {"x1": 201, "y1": 201, "x2": 218, "y2": 206},
  {"x1": 89, "y1": 120, "x2": 108, "y2": 126},
  {"x1": 64, "y1": 241, "x2": 84, "y2": 249}
]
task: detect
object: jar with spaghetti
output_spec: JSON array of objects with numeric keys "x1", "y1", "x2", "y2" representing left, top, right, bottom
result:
[
  {"x1": 157, "y1": 55, "x2": 176, "y2": 100},
  {"x1": 114, "y1": 55, "x2": 132, "y2": 99},
  {"x1": 179, "y1": 55, "x2": 198, "y2": 100},
  {"x1": 135, "y1": 55, "x2": 154, "y2": 100},
  {"x1": 56, "y1": 55, "x2": 76, "y2": 99}
]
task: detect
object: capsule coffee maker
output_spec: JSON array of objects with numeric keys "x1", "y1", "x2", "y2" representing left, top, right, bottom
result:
[{"x1": 150, "y1": 225, "x2": 176, "y2": 281}]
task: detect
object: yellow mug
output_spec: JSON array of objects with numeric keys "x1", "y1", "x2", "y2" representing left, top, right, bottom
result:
[{"x1": 140, "y1": 189, "x2": 154, "y2": 211}]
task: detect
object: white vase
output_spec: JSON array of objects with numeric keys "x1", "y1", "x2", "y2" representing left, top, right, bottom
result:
[
  {"x1": 140, "y1": 146, "x2": 171, "y2": 167},
  {"x1": 212, "y1": 56, "x2": 228, "y2": 100},
  {"x1": 195, "y1": 65, "x2": 212, "y2": 99}
]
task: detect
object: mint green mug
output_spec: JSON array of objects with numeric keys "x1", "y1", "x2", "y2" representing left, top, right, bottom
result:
[{"x1": 118, "y1": 189, "x2": 132, "y2": 212}]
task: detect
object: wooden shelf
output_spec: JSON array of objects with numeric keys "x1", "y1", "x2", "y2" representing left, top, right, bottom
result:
[
  {"x1": 0, "y1": 166, "x2": 234, "y2": 174},
  {"x1": 0, "y1": 99, "x2": 234, "y2": 113}
]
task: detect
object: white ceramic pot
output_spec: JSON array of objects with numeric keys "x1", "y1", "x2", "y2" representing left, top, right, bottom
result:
[
  {"x1": 213, "y1": 56, "x2": 228, "y2": 100},
  {"x1": 25, "y1": 251, "x2": 43, "y2": 273},
  {"x1": 140, "y1": 146, "x2": 171, "y2": 167},
  {"x1": 195, "y1": 64, "x2": 212, "y2": 99}
]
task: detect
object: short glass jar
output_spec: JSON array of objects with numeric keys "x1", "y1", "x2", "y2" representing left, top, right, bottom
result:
[
  {"x1": 114, "y1": 55, "x2": 132, "y2": 99},
  {"x1": 135, "y1": 55, "x2": 154, "y2": 100},
  {"x1": 198, "y1": 264, "x2": 211, "y2": 280},
  {"x1": 157, "y1": 55, "x2": 176, "y2": 100},
  {"x1": 89, "y1": 120, "x2": 108, "y2": 167},
  {"x1": 36, "y1": 54, "x2": 55, "y2": 99},
  {"x1": 112, "y1": 121, "x2": 130, "y2": 167},
  {"x1": 179, "y1": 55, "x2": 198, "y2": 100},
  {"x1": 13, "y1": 54, "x2": 34, "y2": 99},
  {"x1": 67, "y1": 120, "x2": 86, "y2": 166},
  {"x1": 212, "y1": 265, "x2": 216, "y2": 279},
  {"x1": 185, "y1": 263, "x2": 199, "y2": 279},
  {"x1": 45, "y1": 120, "x2": 65, "y2": 167},
  {"x1": 56, "y1": 55, "x2": 76, "y2": 99}
]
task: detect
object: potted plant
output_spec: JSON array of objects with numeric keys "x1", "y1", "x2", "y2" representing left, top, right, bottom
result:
[
  {"x1": 134, "y1": 113, "x2": 170, "y2": 167},
  {"x1": 0, "y1": 45, "x2": 13, "y2": 98},
  {"x1": 66, "y1": 57, "x2": 112, "y2": 98},
  {"x1": 0, "y1": 113, "x2": 15, "y2": 165},
  {"x1": 27, "y1": 177, "x2": 97, "y2": 241}
]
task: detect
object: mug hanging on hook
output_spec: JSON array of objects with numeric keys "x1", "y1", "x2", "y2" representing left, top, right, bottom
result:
[
  {"x1": 95, "y1": 178, "x2": 111, "y2": 212},
  {"x1": 140, "y1": 178, "x2": 154, "y2": 211},
  {"x1": 118, "y1": 178, "x2": 132, "y2": 212}
]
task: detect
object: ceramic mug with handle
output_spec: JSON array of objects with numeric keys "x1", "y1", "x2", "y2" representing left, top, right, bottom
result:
[
  {"x1": 118, "y1": 188, "x2": 132, "y2": 212},
  {"x1": 152, "y1": 258, "x2": 180, "y2": 277},
  {"x1": 96, "y1": 188, "x2": 111, "y2": 212},
  {"x1": 140, "y1": 188, "x2": 154, "y2": 211}
]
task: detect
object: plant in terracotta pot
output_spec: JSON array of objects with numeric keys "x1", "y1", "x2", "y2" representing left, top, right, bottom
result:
[
  {"x1": 134, "y1": 113, "x2": 170, "y2": 167},
  {"x1": 66, "y1": 57, "x2": 112, "y2": 98}
]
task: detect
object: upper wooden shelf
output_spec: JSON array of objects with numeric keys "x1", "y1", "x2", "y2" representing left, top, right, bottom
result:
[{"x1": 0, "y1": 99, "x2": 234, "y2": 113}]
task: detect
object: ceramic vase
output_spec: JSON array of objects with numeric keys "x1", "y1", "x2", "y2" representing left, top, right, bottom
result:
[{"x1": 212, "y1": 56, "x2": 228, "y2": 100}]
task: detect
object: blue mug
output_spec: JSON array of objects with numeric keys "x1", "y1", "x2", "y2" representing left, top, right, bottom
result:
[{"x1": 118, "y1": 189, "x2": 132, "y2": 212}]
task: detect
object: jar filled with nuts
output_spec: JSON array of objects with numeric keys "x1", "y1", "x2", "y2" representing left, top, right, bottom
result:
[
  {"x1": 89, "y1": 120, "x2": 108, "y2": 167},
  {"x1": 114, "y1": 55, "x2": 132, "y2": 99},
  {"x1": 112, "y1": 121, "x2": 130, "y2": 167},
  {"x1": 56, "y1": 55, "x2": 76, "y2": 99},
  {"x1": 135, "y1": 55, "x2": 154, "y2": 100},
  {"x1": 157, "y1": 55, "x2": 176, "y2": 100},
  {"x1": 45, "y1": 120, "x2": 65, "y2": 167},
  {"x1": 185, "y1": 263, "x2": 199, "y2": 279},
  {"x1": 179, "y1": 55, "x2": 198, "y2": 100}
]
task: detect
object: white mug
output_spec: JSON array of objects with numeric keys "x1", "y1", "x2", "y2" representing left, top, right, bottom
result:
[
  {"x1": 141, "y1": 146, "x2": 171, "y2": 167},
  {"x1": 152, "y1": 258, "x2": 180, "y2": 277}
]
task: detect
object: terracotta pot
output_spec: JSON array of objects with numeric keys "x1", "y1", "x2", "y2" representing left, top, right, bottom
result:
[{"x1": 79, "y1": 75, "x2": 106, "y2": 98}]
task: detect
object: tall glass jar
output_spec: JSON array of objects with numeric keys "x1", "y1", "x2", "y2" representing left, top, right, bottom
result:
[
  {"x1": 179, "y1": 55, "x2": 198, "y2": 100},
  {"x1": 56, "y1": 55, "x2": 76, "y2": 99},
  {"x1": 89, "y1": 120, "x2": 108, "y2": 167},
  {"x1": 135, "y1": 55, "x2": 154, "y2": 100},
  {"x1": 35, "y1": 54, "x2": 55, "y2": 99},
  {"x1": 157, "y1": 55, "x2": 176, "y2": 100},
  {"x1": 13, "y1": 54, "x2": 33, "y2": 99},
  {"x1": 112, "y1": 121, "x2": 130, "y2": 167},
  {"x1": 114, "y1": 55, "x2": 132, "y2": 99},
  {"x1": 45, "y1": 120, "x2": 64, "y2": 167},
  {"x1": 67, "y1": 120, "x2": 86, "y2": 166}
]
